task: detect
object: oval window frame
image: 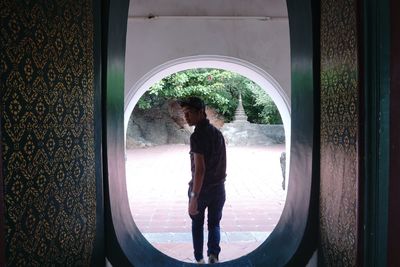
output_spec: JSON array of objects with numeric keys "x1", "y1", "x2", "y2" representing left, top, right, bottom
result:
[{"x1": 103, "y1": 0, "x2": 319, "y2": 266}]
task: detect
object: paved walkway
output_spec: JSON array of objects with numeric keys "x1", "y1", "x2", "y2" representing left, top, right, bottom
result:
[{"x1": 126, "y1": 144, "x2": 287, "y2": 263}]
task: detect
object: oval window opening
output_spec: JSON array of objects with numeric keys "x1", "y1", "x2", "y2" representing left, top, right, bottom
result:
[{"x1": 125, "y1": 68, "x2": 289, "y2": 263}]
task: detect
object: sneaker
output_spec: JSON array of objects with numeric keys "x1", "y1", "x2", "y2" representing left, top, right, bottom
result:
[
  {"x1": 196, "y1": 258, "x2": 205, "y2": 264},
  {"x1": 208, "y1": 254, "x2": 219, "y2": 264}
]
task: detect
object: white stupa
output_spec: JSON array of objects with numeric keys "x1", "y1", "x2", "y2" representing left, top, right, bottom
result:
[{"x1": 233, "y1": 93, "x2": 249, "y2": 123}]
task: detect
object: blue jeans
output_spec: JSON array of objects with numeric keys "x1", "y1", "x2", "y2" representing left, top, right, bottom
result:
[{"x1": 189, "y1": 184, "x2": 226, "y2": 261}]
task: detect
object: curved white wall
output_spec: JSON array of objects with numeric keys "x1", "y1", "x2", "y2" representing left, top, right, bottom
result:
[
  {"x1": 124, "y1": 17, "x2": 291, "y2": 101},
  {"x1": 124, "y1": 55, "x2": 289, "y2": 140},
  {"x1": 124, "y1": 55, "x2": 291, "y2": 188},
  {"x1": 124, "y1": 15, "x2": 292, "y2": 185}
]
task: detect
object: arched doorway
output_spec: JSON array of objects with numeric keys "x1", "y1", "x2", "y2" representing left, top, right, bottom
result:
[
  {"x1": 124, "y1": 61, "x2": 290, "y2": 262},
  {"x1": 124, "y1": 55, "x2": 291, "y2": 184}
]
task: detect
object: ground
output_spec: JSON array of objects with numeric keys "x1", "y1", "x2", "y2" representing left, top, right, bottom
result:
[{"x1": 125, "y1": 144, "x2": 287, "y2": 263}]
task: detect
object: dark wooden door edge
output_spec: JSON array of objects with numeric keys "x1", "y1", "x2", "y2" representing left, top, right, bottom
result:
[{"x1": 388, "y1": 0, "x2": 400, "y2": 265}]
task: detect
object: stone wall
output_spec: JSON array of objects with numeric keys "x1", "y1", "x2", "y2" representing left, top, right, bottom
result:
[
  {"x1": 221, "y1": 122, "x2": 285, "y2": 146},
  {"x1": 126, "y1": 101, "x2": 285, "y2": 148},
  {"x1": 126, "y1": 101, "x2": 192, "y2": 148}
]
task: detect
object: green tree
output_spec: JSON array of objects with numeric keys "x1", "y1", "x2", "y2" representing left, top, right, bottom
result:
[{"x1": 137, "y1": 68, "x2": 282, "y2": 124}]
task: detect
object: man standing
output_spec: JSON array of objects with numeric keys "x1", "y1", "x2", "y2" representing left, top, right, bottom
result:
[{"x1": 179, "y1": 97, "x2": 227, "y2": 264}]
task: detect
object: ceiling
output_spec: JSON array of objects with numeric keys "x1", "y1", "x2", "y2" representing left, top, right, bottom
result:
[{"x1": 128, "y1": 0, "x2": 288, "y2": 17}]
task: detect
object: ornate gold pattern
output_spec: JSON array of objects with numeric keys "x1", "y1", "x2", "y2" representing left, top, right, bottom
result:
[
  {"x1": 1, "y1": 0, "x2": 96, "y2": 265},
  {"x1": 320, "y1": 0, "x2": 359, "y2": 266}
]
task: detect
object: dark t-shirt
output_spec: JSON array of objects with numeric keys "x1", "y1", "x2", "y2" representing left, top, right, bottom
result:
[{"x1": 189, "y1": 119, "x2": 226, "y2": 189}]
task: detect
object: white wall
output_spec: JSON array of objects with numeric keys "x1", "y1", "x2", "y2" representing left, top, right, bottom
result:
[{"x1": 124, "y1": 17, "x2": 291, "y2": 102}]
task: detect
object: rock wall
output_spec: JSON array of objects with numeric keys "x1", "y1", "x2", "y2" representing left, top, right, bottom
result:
[
  {"x1": 126, "y1": 101, "x2": 285, "y2": 148},
  {"x1": 221, "y1": 122, "x2": 285, "y2": 146},
  {"x1": 126, "y1": 101, "x2": 191, "y2": 148}
]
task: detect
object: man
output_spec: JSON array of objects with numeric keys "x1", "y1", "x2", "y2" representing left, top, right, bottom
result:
[{"x1": 179, "y1": 96, "x2": 227, "y2": 264}]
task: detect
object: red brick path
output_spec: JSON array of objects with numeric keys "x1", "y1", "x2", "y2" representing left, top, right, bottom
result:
[{"x1": 126, "y1": 144, "x2": 287, "y2": 263}]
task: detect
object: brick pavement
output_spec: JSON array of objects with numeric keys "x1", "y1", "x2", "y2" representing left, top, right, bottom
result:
[{"x1": 126, "y1": 144, "x2": 287, "y2": 263}]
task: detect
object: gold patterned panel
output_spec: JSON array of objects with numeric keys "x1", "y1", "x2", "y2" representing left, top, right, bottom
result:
[
  {"x1": 320, "y1": 0, "x2": 359, "y2": 266},
  {"x1": 0, "y1": 0, "x2": 96, "y2": 265}
]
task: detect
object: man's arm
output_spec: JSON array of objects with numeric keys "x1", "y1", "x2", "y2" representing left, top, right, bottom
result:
[{"x1": 188, "y1": 153, "x2": 205, "y2": 215}]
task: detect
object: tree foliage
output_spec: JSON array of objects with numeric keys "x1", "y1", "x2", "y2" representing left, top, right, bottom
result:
[{"x1": 137, "y1": 68, "x2": 282, "y2": 124}]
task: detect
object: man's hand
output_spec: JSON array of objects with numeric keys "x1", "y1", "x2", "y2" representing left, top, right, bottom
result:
[
  {"x1": 189, "y1": 153, "x2": 204, "y2": 216},
  {"x1": 188, "y1": 197, "x2": 199, "y2": 215}
]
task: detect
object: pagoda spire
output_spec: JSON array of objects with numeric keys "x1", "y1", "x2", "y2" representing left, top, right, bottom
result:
[{"x1": 233, "y1": 93, "x2": 248, "y2": 122}]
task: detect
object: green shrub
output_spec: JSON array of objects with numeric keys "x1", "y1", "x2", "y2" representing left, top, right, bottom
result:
[{"x1": 137, "y1": 68, "x2": 282, "y2": 124}]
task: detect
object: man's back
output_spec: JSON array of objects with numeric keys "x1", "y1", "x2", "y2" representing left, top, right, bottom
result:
[{"x1": 190, "y1": 119, "x2": 226, "y2": 188}]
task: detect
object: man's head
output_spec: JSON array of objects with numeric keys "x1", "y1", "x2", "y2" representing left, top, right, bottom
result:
[{"x1": 179, "y1": 97, "x2": 206, "y2": 126}]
